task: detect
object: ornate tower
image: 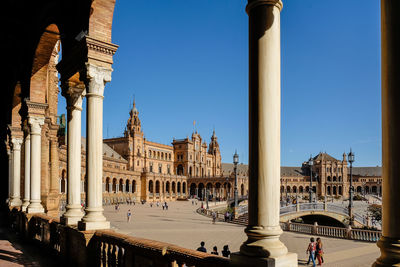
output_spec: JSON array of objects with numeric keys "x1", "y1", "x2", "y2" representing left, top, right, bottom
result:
[
  {"x1": 124, "y1": 100, "x2": 144, "y2": 171},
  {"x1": 208, "y1": 130, "x2": 221, "y2": 176}
]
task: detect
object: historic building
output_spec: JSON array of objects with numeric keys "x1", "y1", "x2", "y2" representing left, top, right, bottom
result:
[{"x1": 56, "y1": 100, "x2": 234, "y2": 205}]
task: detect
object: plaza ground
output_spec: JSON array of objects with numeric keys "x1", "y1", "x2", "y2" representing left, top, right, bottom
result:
[{"x1": 104, "y1": 201, "x2": 380, "y2": 267}]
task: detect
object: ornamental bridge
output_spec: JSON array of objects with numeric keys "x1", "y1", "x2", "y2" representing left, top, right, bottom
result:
[{"x1": 234, "y1": 202, "x2": 366, "y2": 227}]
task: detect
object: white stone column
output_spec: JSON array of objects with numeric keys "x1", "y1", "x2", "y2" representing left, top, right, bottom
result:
[
  {"x1": 27, "y1": 117, "x2": 45, "y2": 213},
  {"x1": 10, "y1": 138, "x2": 23, "y2": 207},
  {"x1": 129, "y1": 183, "x2": 132, "y2": 193},
  {"x1": 116, "y1": 183, "x2": 119, "y2": 193},
  {"x1": 22, "y1": 134, "x2": 31, "y2": 211},
  {"x1": 108, "y1": 183, "x2": 112, "y2": 193},
  {"x1": 78, "y1": 64, "x2": 111, "y2": 230},
  {"x1": 61, "y1": 86, "x2": 85, "y2": 225},
  {"x1": 232, "y1": 1, "x2": 297, "y2": 266},
  {"x1": 122, "y1": 184, "x2": 125, "y2": 193},
  {"x1": 7, "y1": 146, "x2": 12, "y2": 204},
  {"x1": 375, "y1": 1, "x2": 400, "y2": 266}
]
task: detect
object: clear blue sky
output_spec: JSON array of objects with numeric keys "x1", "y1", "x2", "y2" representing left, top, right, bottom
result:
[{"x1": 58, "y1": 0, "x2": 381, "y2": 167}]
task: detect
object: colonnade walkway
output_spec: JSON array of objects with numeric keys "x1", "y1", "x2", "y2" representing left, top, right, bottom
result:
[
  {"x1": 104, "y1": 201, "x2": 379, "y2": 267},
  {"x1": 0, "y1": 224, "x2": 58, "y2": 266}
]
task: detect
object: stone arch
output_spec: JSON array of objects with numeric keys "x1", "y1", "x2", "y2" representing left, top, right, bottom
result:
[
  {"x1": 149, "y1": 180, "x2": 154, "y2": 193},
  {"x1": 365, "y1": 186, "x2": 370, "y2": 194},
  {"x1": 166, "y1": 181, "x2": 170, "y2": 193},
  {"x1": 339, "y1": 186, "x2": 343, "y2": 195},
  {"x1": 61, "y1": 169, "x2": 67, "y2": 194},
  {"x1": 125, "y1": 179, "x2": 130, "y2": 193},
  {"x1": 299, "y1": 186, "x2": 304, "y2": 194},
  {"x1": 333, "y1": 186, "x2": 337, "y2": 195},
  {"x1": 305, "y1": 186, "x2": 310, "y2": 193},
  {"x1": 372, "y1": 186, "x2": 377, "y2": 194},
  {"x1": 182, "y1": 182, "x2": 186, "y2": 194},
  {"x1": 293, "y1": 186, "x2": 297, "y2": 193},
  {"x1": 155, "y1": 180, "x2": 160, "y2": 194},
  {"x1": 119, "y1": 178, "x2": 124, "y2": 192},
  {"x1": 172, "y1": 181, "x2": 176, "y2": 193},
  {"x1": 112, "y1": 178, "x2": 117, "y2": 193},
  {"x1": 190, "y1": 183, "x2": 196, "y2": 196},
  {"x1": 177, "y1": 181, "x2": 181, "y2": 193},
  {"x1": 286, "y1": 186, "x2": 291, "y2": 193},
  {"x1": 333, "y1": 176, "x2": 337, "y2": 182},
  {"x1": 177, "y1": 164, "x2": 184, "y2": 175},
  {"x1": 198, "y1": 183, "x2": 205, "y2": 199},
  {"x1": 356, "y1": 186, "x2": 362, "y2": 193},
  {"x1": 132, "y1": 179, "x2": 136, "y2": 193},
  {"x1": 327, "y1": 176, "x2": 331, "y2": 182}
]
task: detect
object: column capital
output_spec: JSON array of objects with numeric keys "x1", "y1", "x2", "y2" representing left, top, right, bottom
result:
[
  {"x1": 62, "y1": 81, "x2": 86, "y2": 111},
  {"x1": 246, "y1": 0, "x2": 283, "y2": 13},
  {"x1": 11, "y1": 138, "x2": 23, "y2": 151},
  {"x1": 28, "y1": 116, "x2": 45, "y2": 135},
  {"x1": 84, "y1": 63, "x2": 112, "y2": 98}
]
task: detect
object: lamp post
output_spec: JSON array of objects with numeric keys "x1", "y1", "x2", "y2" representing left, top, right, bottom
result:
[
  {"x1": 348, "y1": 149, "x2": 355, "y2": 225},
  {"x1": 308, "y1": 156, "x2": 313, "y2": 203},
  {"x1": 206, "y1": 188, "x2": 209, "y2": 209},
  {"x1": 233, "y1": 150, "x2": 239, "y2": 218}
]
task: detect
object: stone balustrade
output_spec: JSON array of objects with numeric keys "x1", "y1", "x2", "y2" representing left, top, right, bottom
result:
[{"x1": 11, "y1": 212, "x2": 230, "y2": 266}]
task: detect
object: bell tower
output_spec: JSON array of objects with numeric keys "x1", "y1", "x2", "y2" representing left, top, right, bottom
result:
[{"x1": 124, "y1": 100, "x2": 144, "y2": 171}]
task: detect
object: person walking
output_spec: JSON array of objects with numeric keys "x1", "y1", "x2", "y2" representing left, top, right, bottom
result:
[
  {"x1": 222, "y1": 245, "x2": 231, "y2": 258},
  {"x1": 127, "y1": 209, "x2": 132, "y2": 222},
  {"x1": 211, "y1": 246, "x2": 218, "y2": 255},
  {"x1": 316, "y1": 237, "x2": 324, "y2": 266},
  {"x1": 306, "y1": 237, "x2": 316, "y2": 267},
  {"x1": 196, "y1": 241, "x2": 207, "y2": 253},
  {"x1": 212, "y1": 211, "x2": 217, "y2": 224}
]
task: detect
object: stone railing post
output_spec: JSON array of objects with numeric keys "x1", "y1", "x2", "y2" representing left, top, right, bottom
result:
[
  {"x1": 78, "y1": 63, "x2": 112, "y2": 231},
  {"x1": 296, "y1": 202, "x2": 300, "y2": 212},
  {"x1": 346, "y1": 225, "x2": 352, "y2": 239},
  {"x1": 312, "y1": 222, "x2": 318, "y2": 235}
]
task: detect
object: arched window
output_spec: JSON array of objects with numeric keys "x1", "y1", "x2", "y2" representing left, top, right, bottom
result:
[
  {"x1": 132, "y1": 180, "x2": 136, "y2": 193},
  {"x1": 333, "y1": 176, "x2": 337, "y2": 182},
  {"x1": 339, "y1": 186, "x2": 343, "y2": 195},
  {"x1": 327, "y1": 186, "x2": 331, "y2": 195},
  {"x1": 156, "y1": 180, "x2": 160, "y2": 194},
  {"x1": 299, "y1": 186, "x2": 304, "y2": 193},
  {"x1": 172, "y1": 181, "x2": 176, "y2": 193},
  {"x1": 327, "y1": 176, "x2": 331, "y2": 182},
  {"x1": 293, "y1": 186, "x2": 297, "y2": 193},
  {"x1": 286, "y1": 186, "x2": 291, "y2": 193},
  {"x1": 182, "y1": 182, "x2": 186, "y2": 194},
  {"x1": 149, "y1": 180, "x2": 154, "y2": 193},
  {"x1": 333, "y1": 186, "x2": 337, "y2": 195},
  {"x1": 177, "y1": 182, "x2": 181, "y2": 193}
]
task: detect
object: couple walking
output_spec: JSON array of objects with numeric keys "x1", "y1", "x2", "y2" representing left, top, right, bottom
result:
[{"x1": 306, "y1": 237, "x2": 324, "y2": 266}]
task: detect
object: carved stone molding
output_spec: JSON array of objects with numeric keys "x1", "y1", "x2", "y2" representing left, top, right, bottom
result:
[
  {"x1": 11, "y1": 138, "x2": 23, "y2": 151},
  {"x1": 86, "y1": 36, "x2": 118, "y2": 56},
  {"x1": 246, "y1": 0, "x2": 283, "y2": 13},
  {"x1": 25, "y1": 100, "x2": 48, "y2": 117},
  {"x1": 28, "y1": 116, "x2": 45, "y2": 135},
  {"x1": 61, "y1": 81, "x2": 86, "y2": 110},
  {"x1": 85, "y1": 63, "x2": 112, "y2": 97}
]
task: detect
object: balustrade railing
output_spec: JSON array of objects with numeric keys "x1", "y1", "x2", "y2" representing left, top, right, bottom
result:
[
  {"x1": 91, "y1": 230, "x2": 229, "y2": 267},
  {"x1": 289, "y1": 222, "x2": 313, "y2": 234},
  {"x1": 280, "y1": 205, "x2": 297, "y2": 214},
  {"x1": 350, "y1": 228, "x2": 382, "y2": 242},
  {"x1": 12, "y1": 212, "x2": 229, "y2": 266},
  {"x1": 317, "y1": 225, "x2": 347, "y2": 238}
]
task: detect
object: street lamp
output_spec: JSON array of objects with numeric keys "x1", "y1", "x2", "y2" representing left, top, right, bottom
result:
[
  {"x1": 233, "y1": 151, "x2": 239, "y2": 216},
  {"x1": 308, "y1": 155, "x2": 313, "y2": 203},
  {"x1": 348, "y1": 148, "x2": 355, "y2": 225}
]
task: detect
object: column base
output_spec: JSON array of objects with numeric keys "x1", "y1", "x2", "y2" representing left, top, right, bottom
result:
[
  {"x1": 9, "y1": 198, "x2": 22, "y2": 207},
  {"x1": 373, "y1": 236, "x2": 400, "y2": 266},
  {"x1": 61, "y1": 205, "x2": 84, "y2": 225},
  {"x1": 27, "y1": 206, "x2": 45, "y2": 214},
  {"x1": 78, "y1": 220, "x2": 110, "y2": 231},
  {"x1": 231, "y1": 252, "x2": 298, "y2": 267}
]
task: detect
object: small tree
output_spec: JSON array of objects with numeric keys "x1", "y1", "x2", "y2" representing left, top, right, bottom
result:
[{"x1": 368, "y1": 204, "x2": 382, "y2": 224}]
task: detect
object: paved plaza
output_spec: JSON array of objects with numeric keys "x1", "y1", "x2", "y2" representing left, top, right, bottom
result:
[{"x1": 104, "y1": 201, "x2": 380, "y2": 267}]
